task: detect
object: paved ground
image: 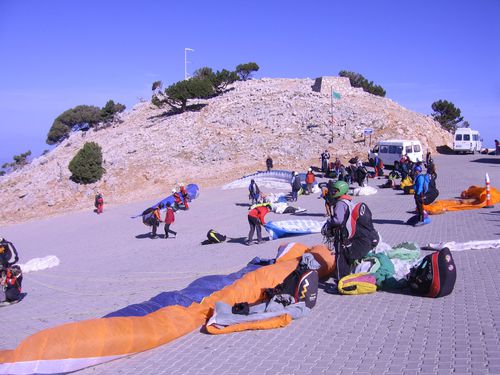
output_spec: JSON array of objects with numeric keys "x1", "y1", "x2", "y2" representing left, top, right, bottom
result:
[{"x1": 1, "y1": 153, "x2": 500, "y2": 374}]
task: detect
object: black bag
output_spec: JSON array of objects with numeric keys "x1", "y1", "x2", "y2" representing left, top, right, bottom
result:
[
  {"x1": 268, "y1": 263, "x2": 319, "y2": 309},
  {"x1": 141, "y1": 207, "x2": 156, "y2": 226},
  {"x1": 207, "y1": 229, "x2": 226, "y2": 244},
  {"x1": 408, "y1": 248, "x2": 456, "y2": 298}
]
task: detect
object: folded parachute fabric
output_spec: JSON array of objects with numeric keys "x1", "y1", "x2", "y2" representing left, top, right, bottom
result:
[
  {"x1": 425, "y1": 239, "x2": 500, "y2": 252},
  {"x1": 132, "y1": 184, "x2": 199, "y2": 218},
  {"x1": 352, "y1": 186, "x2": 377, "y2": 196},
  {"x1": 222, "y1": 170, "x2": 318, "y2": 191},
  {"x1": 424, "y1": 185, "x2": 500, "y2": 214},
  {"x1": 264, "y1": 220, "x2": 326, "y2": 240},
  {"x1": 0, "y1": 243, "x2": 334, "y2": 375},
  {"x1": 18, "y1": 255, "x2": 60, "y2": 273}
]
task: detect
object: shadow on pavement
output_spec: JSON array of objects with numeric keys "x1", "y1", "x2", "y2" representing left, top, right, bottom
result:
[
  {"x1": 135, "y1": 233, "x2": 153, "y2": 239},
  {"x1": 293, "y1": 212, "x2": 327, "y2": 217},
  {"x1": 373, "y1": 219, "x2": 407, "y2": 225},
  {"x1": 226, "y1": 236, "x2": 249, "y2": 245},
  {"x1": 234, "y1": 202, "x2": 251, "y2": 207},
  {"x1": 470, "y1": 158, "x2": 500, "y2": 165}
]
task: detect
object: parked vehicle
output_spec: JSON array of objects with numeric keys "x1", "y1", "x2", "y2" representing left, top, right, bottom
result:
[
  {"x1": 453, "y1": 128, "x2": 482, "y2": 154},
  {"x1": 368, "y1": 139, "x2": 423, "y2": 166}
]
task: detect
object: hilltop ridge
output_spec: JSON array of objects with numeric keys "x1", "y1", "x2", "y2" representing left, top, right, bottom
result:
[{"x1": 0, "y1": 77, "x2": 451, "y2": 225}]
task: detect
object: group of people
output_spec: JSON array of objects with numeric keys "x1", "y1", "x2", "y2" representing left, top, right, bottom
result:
[{"x1": 142, "y1": 184, "x2": 192, "y2": 239}]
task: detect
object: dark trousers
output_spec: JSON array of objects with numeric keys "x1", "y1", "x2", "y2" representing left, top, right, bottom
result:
[
  {"x1": 335, "y1": 237, "x2": 373, "y2": 281},
  {"x1": 415, "y1": 194, "x2": 424, "y2": 222},
  {"x1": 164, "y1": 223, "x2": 177, "y2": 238},
  {"x1": 152, "y1": 219, "x2": 159, "y2": 237},
  {"x1": 248, "y1": 216, "x2": 262, "y2": 242}
]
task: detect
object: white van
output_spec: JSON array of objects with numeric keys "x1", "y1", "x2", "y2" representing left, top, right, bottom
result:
[
  {"x1": 453, "y1": 128, "x2": 481, "y2": 154},
  {"x1": 368, "y1": 139, "x2": 424, "y2": 166}
]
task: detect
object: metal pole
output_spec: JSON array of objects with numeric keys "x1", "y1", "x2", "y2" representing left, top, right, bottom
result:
[{"x1": 184, "y1": 49, "x2": 187, "y2": 80}]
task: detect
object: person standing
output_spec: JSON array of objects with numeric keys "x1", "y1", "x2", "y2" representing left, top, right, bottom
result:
[
  {"x1": 0, "y1": 237, "x2": 19, "y2": 270},
  {"x1": 94, "y1": 192, "x2": 104, "y2": 214},
  {"x1": 495, "y1": 139, "x2": 500, "y2": 155},
  {"x1": 151, "y1": 205, "x2": 162, "y2": 239},
  {"x1": 266, "y1": 156, "x2": 273, "y2": 172},
  {"x1": 248, "y1": 179, "x2": 260, "y2": 205},
  {"x1": 321, "y1": 150, "x2": 331, "y2": 174},
  {"x1": 164, "y1": 202, "x2": 177, "y2": 239},
  {"x1": 305, "y1": 168, "x2": 315, "y2": 194},
  {"x1": 412, "y1": 166, "x2": 429, "y2": 227},
  {"x1": 291, "y1": 172, "x2": 302, "y2": 202},
  {"x1": 179, "y1": 184, "x2": 190, "y2": 210},
  {"x1": 247, "y1": 204, "x2": 271, "y2": 245}
]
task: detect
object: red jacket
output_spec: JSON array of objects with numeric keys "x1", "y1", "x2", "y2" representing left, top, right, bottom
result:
[
  {"x1": 305, "y1": 171, "x2": 315, "y2": 184},
  {"x1": 164, "y1": 208, "x2": 175, "y2": 224},
  {"x1": 248, "y1": 206, "x2": 270, "y2": 224}
]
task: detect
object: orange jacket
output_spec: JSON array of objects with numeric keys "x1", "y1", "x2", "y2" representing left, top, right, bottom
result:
[
  {"x1": 305, "y1": 171, "x2": 315, "y2": 184},
  {"x1": 248, "y1": 206, "x2": 270, "y2": 224}
]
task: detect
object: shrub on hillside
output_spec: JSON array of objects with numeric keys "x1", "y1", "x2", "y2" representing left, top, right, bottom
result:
[
  {"x1": 152, "y1": 78, "x2": 214, "y2": 112},
  {"x1": 339, "y1": 70, "x2": 386, "y2": 97},
  {"x1": 235, "y1": 62, "x2": 259, "y2": 81},
  {"x1": 47, "y1": 105, "x2": 102, "y2": 144},
  {"x1": 1, "y1": 150, "x2": 32, "y2": 174},
  {"x1": 68, "y1": 142, "x2": 105, "y2": 184},
  {"x1": 100, "y1": 100, "x2": 126, "y2": 123}
]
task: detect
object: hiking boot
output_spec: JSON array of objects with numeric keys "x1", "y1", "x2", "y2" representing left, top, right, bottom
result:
[
  {"x1": 151, "y1": 235, "x2": 159, "y2": 239},
  {"x1": 414, "y1": 221, "x2": 426, "y2": 227},
  {"x1": 245, "y1": 240, "x2": 252, "y2": 246}
]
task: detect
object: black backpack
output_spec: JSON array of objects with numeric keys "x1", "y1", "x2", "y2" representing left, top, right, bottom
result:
[
  {"x1": 206, "y1": 229, "x2": 226, "y2": 244},
  {"x1": 267, "y1": 263, "x2": 319, "y2": 309},
  {"x1": 141, "y1": 207, "x2": 156, "y2": 226},
  {"x1": 408, "y1": 248, "x2": 456, "y2": 298}
]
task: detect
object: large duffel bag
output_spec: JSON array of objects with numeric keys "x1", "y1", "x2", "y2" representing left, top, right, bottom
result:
[{"x1": 408, "y1": 248, "x2": 456, "y2": 298}]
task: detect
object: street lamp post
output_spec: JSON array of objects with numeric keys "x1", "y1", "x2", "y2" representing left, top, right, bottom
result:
[{"x1": 184, "y1": 48, "x2": 194, "y2": 80}]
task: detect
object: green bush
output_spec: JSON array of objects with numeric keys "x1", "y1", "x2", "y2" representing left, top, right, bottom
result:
[
  {"x1": 100, "y1": 100, "x2": 126, "y2": 123},
  {"x1": 68, "y1": 142, "x2": 105, "y2": 184},
  {"x1": 47, "y1": 105, "x2": 101, "y2": 144},
  {"x1": 153, "y1": 78, "x2": 214, "y2": 112},
  {"x1": 339, "y1": 70, "x2": 386, "y2": 97}
]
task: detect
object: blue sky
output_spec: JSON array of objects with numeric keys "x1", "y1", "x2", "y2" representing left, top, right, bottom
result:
[{"x1": 1, "y1": 0, "x2": 499, "y2": 165}]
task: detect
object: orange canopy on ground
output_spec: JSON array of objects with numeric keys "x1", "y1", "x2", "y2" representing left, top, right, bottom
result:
[{"x1": 424, "y1": 185, "x2": 500, "y2": 215}]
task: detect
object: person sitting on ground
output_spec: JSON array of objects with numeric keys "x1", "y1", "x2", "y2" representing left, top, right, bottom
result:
[
  {"x1": 322, "y1": 181, "x2": 379, "y2": 281},
  {"x1": 266, "y1": 156, "x2": 273, "y2": 172},
  {"x1": 354, "y1": 160, "x2": 368, "y2": 187},
  {"x1": 151, "y1": 204, "x2": 162, "y2": 239},
  {"x1": 94, "y1": 192, "x2": 104, "y2": 214},
  {"x1": 164, "y1": 202, "x2": 177, "y2": 239},
  {"x1": 1, "y1": 264, "x2": 22, "y2": 303},
  {"x1": 172, "y1": 189, "x2": 186, "y2": 210},
  {"x1": 0, "y1": 237, "x2": 19, "y2": 270},
  {"x1": 179, "y1": 183, "x2": 190, "y2": 210},
  {"x1": 291, "y1": 171, "x2": 302, "y2": 202},
  {"x1": 247, "y1": 204, "x2": 271, "y2": 246},
  {"x1": 305, "y1": 168, "x2": 315, "y2": 195},
  {"x1": 248, "y1": 179, "x2": 260, "y2": 205}
]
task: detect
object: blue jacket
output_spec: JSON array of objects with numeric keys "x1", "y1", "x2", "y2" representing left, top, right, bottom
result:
[{"x1": 414, "y1": 173, "x2": 429, "y2": 195}]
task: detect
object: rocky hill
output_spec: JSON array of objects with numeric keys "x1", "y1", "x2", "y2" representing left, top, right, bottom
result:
[{"x1": 0, "y1": 77, "x2": 452, "y2": 225}]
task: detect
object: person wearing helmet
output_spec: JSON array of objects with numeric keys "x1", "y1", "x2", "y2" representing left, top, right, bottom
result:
[
  {"x1": 172, "y1": 188, "x2": 185, "y2": 210},
  {"x1": 413, "y1": 165, "x2": 430, "y2": 227},
  {"x1": 320, "y1": 150, "x2": 330, "y2": 175},
  {"x1": 150, "y1": 204, "x2": 163, "y2": 239},
  {"x1": 323, "y1": 181, "x2": 379, "y2": 281},
  {"x1": 179, "y1": 184, "x2": 190, "y2": 210},
  {"x1": 305, "y1": 168, "x2": 315, "y2": 195}
]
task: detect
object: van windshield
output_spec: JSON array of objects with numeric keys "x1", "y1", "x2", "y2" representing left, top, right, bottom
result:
[
  {"x1": 463, "y1": 134, "x2": 470, "y2": 141},
  {"x1": 455, "y1": 134, "x2": 462, "y2": 141}
]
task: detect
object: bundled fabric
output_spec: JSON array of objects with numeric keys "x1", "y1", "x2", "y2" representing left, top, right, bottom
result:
[
  {"x1": 206, "y1": 230, "x2": 226, "y2": 244},
  {"x1": 426, "y1": 239, "x2": 500, "y2": 252},
  {"x1": 408, "y1": 248, "x2": 456, "y2": 298},
  {"x1": 338, "y1": 273, "x2": 377, "y2": 295},
  {"x1": 424, "y1": 185, "x2": 500, "y2": 214},
  {"x1": 265, "y1": 220, "x2": 326, "y2": 240}
]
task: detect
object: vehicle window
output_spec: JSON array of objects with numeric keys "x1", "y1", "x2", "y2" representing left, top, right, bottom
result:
[
  {"x1": 473, "y1": 134, "x2": 478, "y2": 141},
  {"x1": 413, "y1": 144, "x2": 421, "y2": 152},
  {"x1": 455, "y1": 134, "x2": 462, "y2": 141},
  {"x1": 380, "y1": 145, "x2": 389, "y2": 153},
  {"x1": 396, "y1": 146, "x2": 403, "y2": 154},
  {"x1": 388, "y1": 145, "x2": 398, "y2": 154},
  {"x1": 373, "y1": 146, "x2": 379, "y2": 153},
  {"x1": 405, "y1": 146, "x2": 412, "y2": 154},
  {"x1": 463, "y1": 134, "x2": 470, "y2": 141}
]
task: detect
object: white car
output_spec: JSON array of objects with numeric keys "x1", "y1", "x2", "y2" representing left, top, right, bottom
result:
[{"x1": 368, "y1": 140, "x2": 424, "y2": 166}]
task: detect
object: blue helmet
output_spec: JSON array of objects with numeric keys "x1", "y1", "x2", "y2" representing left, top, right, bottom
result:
[{"x1": 414, "y1": 166, "x2": 422, "y2": 173}]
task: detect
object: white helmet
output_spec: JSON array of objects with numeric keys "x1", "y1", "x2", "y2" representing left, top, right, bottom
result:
[
  {"x1": 171, "y1": 189, "x2": 176, "y2": 193},
  {"x1": 308, "y1": 168, "x2": 312, "y2": 172}
]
